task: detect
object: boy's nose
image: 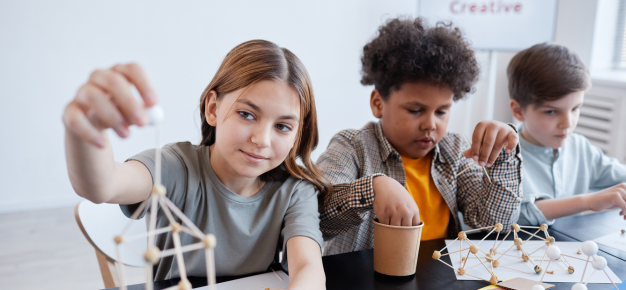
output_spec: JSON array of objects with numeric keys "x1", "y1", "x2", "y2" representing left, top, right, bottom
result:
[{"x1": 420, "y1": 115, "x2": 436, "y2": 131}]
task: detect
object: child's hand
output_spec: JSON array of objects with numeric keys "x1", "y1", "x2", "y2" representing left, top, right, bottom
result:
[
  {"x1": 62, "y1": 63, "x2": 158, "y2": 148},
  {"x1": 584, "y1": 184, "x2": 626, "y2": 217},
  {"x1": 463, "y1": 121, "x2": 518, "y2": 167},
  {"x1": 372, "y1": 176, "x2": 421, "y2": 226}
]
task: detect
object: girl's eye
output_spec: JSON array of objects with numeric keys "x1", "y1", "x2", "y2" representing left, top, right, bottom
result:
[
  {"x1": 573, "y1": 107, "x2": 580, "y2": 112},
  {"x1": 275, "y1": 123, "x2": 292, "y2": 132},
  {"x1": 239, "y1": 111, "x2": 254, "y2": 120}
]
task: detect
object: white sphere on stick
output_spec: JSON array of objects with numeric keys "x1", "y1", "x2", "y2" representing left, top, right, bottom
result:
[
  {"x1": 581, "y1": 241, "x2": 598, "y2": 256},
  {"x1": 148, "y1": 104, "x2": 165, "y2": 125},
  {"x1": 591, "y1": 256, "x2": 607, "y2": 270},
  {"x1": 546, "y1": 245, "x2": 561, "y2": 260},
  {"x1": 571, "y1": 283, "x2": 587, "y2": 290},
  {"x1": 531, "y1": 285, "x2": 545, "y2": 290}
]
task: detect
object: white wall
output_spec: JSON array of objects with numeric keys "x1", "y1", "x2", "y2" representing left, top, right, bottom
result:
[
  {"x1": 0, "y1": 0, "x2": 609, "y2": 213},
  {"x1": 0, "y1": 0, "x2": 419, "y2": 213}
]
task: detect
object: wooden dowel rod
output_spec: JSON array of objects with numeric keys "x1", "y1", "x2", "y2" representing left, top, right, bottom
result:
[
  {"x1": 171, "y1": 232, "x2": 188, "y2": 281},
  {"x1": 157, "y1": 198, "x2": 178, "y2": 225},
  {"x1": 206, "y1": 249, "x2": 216, "y2": 290},
  {"x1": 495, "y1": 231, "x2": 511, "y2": 250},
  {"x1": 561, "y1": 254, "x2": 588, "y2": 262},
  {"x1": 148, "y1": 196, "x2": 159, "y2": 247},
  {"x1": 160, "y1": 242, "x2": 205, "y2": 258},
  {"x1": 500, "y1": 266, "x2": 531, "y2": 274},
  {"x1": 121, "y1": 198, "x2": 150, "y2": 235},
  {"x1": 437, "y1": 259, "x2": 455, "y2": 270},
  {"x1": 580, "y1": 256, "x2": 590, "y2": 283},
  {"x1": 464, "y1": 226, "x2": 492, "y2": 233},
  {"x1": 116, "y1": 245, "x2": 128, "y2": 290},
  {"x1": 161, "y1": 198, "x2": 205, "y2": 237},
  {"x1": 455, "y1": 166, "x2": 472, "y2": 177},
  {"x1": 125, "y1": 226, "x2": 170, "y2": 242},
  {"x1": 441, "y1": 247, "x2": 470, "y2": 256},
  {"x1": 440, "y1": 238, "x2": 458, "y2": 252},
  {"x1": 603, "y1": 269, "x2": 618, "y2": 290},
  {"x1": 495, "y1": 245, "x2": 516, "y2": 262},
  {"x1": 179, "y1": 226, "x2": 204, "y2": 239},
  {"x1": 540, "y1": 260, "x2": 551, "y2": 282},
  {"x1": 584, "y1": 269, "x2": 596, "y2": 285},
  {"x1": 465, "y1": 273, "x2": 491, "y2": 283}
]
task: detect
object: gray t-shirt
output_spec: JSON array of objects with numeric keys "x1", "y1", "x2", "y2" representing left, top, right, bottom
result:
[{"x1": 120, "y1": 142, "x2": 323, "y2": 280}]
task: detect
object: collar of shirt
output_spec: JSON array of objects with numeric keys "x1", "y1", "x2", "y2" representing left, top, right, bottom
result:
[
  {"x1": 518, "y1": 124, "x2": 562, "y2": 160},
  {"x1": 373, "y1": 121, "x2": 449, "y2": 164}
]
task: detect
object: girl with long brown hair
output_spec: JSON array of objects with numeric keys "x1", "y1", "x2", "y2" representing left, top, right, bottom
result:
[{"x1": 63, "y1": 40, "x2": 328, "y2": 289}]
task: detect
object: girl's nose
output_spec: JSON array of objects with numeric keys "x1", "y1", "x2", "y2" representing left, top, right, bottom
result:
[{"x1": 250, "y1": 124, "x2": 271, "y2": 148}]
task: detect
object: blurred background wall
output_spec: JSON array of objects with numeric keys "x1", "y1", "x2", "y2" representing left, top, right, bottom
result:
[{"x1": 0, "y1": 0, "x2": 621, "y2": 213}]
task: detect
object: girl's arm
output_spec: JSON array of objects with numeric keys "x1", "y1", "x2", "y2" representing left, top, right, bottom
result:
[
  {"x1": 286, "y1": 236, "x2": 325, "y2": 290},
  {"x1": 63, "y1": 63, "x2": 156, "y2": 204}
]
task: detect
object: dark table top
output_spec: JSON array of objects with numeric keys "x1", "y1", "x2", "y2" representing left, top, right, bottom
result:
[
  {"x1": 550, "y1": 209, "x2": 626, "y2": 262},
  {"x1": 108, "y1": 228, "x2": 626, "y2": 290}
]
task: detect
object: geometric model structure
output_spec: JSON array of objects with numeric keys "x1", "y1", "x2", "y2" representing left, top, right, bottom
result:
[
  {"x1": 112, "y1": 106, "x2": 217, "y2": 290},
  {"x1": 432, "y1": 223, "x2": 619, "y2": 290},
  {"x1": 432, "y1": 223, "x2": 570, "y2": 286}
]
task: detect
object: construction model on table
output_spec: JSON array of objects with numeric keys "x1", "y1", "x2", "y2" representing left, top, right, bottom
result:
[
  {"x1": 112, "y1": 105, "x2": 217, "y2": 290},
  {"x1": 432, "y1": 223, "x2": 619, "y2": 290}
]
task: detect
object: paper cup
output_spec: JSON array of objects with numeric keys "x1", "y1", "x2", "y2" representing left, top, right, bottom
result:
[{"x1": 373, "y1": 220, "x2": 424, "y2": 276}]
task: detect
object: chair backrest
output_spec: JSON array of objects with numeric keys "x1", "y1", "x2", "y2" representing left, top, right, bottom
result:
[{"x1": 74, "y1": 200, "x2": 148, "y2": 288}]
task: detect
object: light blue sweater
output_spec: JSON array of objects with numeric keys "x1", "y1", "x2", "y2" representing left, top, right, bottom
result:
[{"x1": 518, "y1": 129, "x2": 626, "y2": 226}]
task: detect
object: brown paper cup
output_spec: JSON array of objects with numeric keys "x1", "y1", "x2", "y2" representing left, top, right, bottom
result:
[{"x1": 373, "y1": 220, "x2": 424, "y2": 276}]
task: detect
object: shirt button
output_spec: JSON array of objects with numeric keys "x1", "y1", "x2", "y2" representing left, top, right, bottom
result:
[{"x1": 545, "y1": 149, "x2": 551, "y2": 154}]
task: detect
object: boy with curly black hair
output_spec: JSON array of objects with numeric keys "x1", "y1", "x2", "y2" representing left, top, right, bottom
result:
[{"x1": 317, "y1": 17, "x2": 523, "y2": 255}]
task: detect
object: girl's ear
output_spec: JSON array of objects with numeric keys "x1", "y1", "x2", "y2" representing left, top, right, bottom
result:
[
  {"x1": 205, "y1": 90, "x2": 219, "y2": 126},
  {"x1": 370, "y1": 89, "x2": 384, "y2": 119},
  {"x1": 510, "y1": 99, "x2": 525, "y2": 122}
]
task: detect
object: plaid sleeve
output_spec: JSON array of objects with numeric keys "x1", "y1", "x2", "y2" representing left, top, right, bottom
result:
[
  {"x1": 456, "y1": 131, "x2": 523, "y2": 231},
  {"x1": 316, "y1": 131, "x2": 383, "y2": 240}
]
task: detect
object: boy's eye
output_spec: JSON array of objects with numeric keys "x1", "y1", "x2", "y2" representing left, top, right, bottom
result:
[
  {"x1": 544, "y1": 110, "x2": 556, "y2": 115},
  {"x1": 239, "y1": 111, "x2": 254, "y2": 120},
  {"x1": 436, "y1": 110, "x2": 447, "y2": 116},
  {"x1": 408, "y1": 109, "x2": 421, "y2": 114},
  {"x1": 275, "y1": 123, "x2": 292, "y2": 132}
]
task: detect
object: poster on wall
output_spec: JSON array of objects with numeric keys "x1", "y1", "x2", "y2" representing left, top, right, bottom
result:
[{"x1": 418, "y1": 0, "x2": 558, "y2": 51}]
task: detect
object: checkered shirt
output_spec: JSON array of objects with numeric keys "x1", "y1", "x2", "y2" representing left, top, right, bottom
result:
[{"x1": 317, "y1": 121, "x2": 523, "y2": 255}]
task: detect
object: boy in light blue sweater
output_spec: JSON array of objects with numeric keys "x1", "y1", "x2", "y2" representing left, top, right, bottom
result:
[{"x1": 508, "y1": 43, "x2": 626, "y2": 225}]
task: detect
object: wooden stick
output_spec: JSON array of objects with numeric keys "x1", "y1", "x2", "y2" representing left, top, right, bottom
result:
[
  {"x1": 171, "y1": 232, "x2": 188, "y2": 281},
  {"x1": 495, "y1": 231, "x2": 511, "y2": 250},
  {"x1": 437, "y1": 259, "x2": 455, "y2": 270},
  {"x1": 154, "y1": 124, "x2": 162, "y2": 186},
  {"x1": 440, "y1": 238, "x2": 458, "y2": 252},
  {"x1": 478, "y1": 228, "x2": 497, "y2": 245},
  {"x1": 206, "y1": 248, "x2": 216, "y2": 290},
  {"x1": 537, "y1": 250, "x2": 548, "y2": 269},
  {"x1": 540, "y1": 260, "x2": 551, "y2": 282},
  {"x1": 460, "y1": 238, "x2": 463, "y2": 266},
  {"x1": 160, "y1": 242, "x2": 205, "y2": 258},
  {"x1": 125, "y1": 226, "x2": 171, "y2": 242},
  {"x1": 560, "y1": 255, "x2": 571, "y2": 267},
  {"x1": 179, "y1": 226, "x2": 204, "y2": 239},
  {"x1": 462, "y1": 249, "x2": 471, "y2": 269},
  {"x1": 584, "y1": 269, "x2": 596, "y2": 285},
  {"x1": 157, "y1": 198, "x2": 177, "y2": 225},
  {"x1": 115, "y1": 245, "x2": 128, "y2": 290},
  {"x1": 441, "y1": 247, "x2": 471, "y2": 256},
  {"x1": 580, "y1": 256, "x2": 590, "y2": 283},
  {"x1": 161, "y1": 198, "x2": 205, "y2": 237},
  {"x1": 520, "y1": 247, "x2": 536, "y2": 266},
  {"x1": 464, "y1": 134, "x2": 492, "y2": 184},
  {"x1": 120, "y1": 241, "x2": 144, "y2": 256},
  {"x1": 519, "y1": 228, "x2": 547, "y2": 241},
  {"x1": 492, "y1": 231, "x2": 500, "y2": 253},
  {"x1": 527, "y1": 245, "x2": 547, "y2": 256},
  {"x1": 495, "y1": 244, "x2": 516, "y2": 262},
  {"x1": 121, "y1": 198, "x2": 150, "y2": 235},
  {"x1": 464, "y1": 226, "x2": 493, "y2": 233},
  {"x1": 474, "y1": 252, "x2": 494, "y2": 275},
  {"x1": 466, "y1": 239, "x2": 490, "y2": 257},
  {"x1": 270, "y1": 267, "x2": 283, "y2": 281},
  {"x1": 603, "y1": 269, "x2": 618, "y2": 290},
  {"x1": 523, "y1": 229, "x2": 542, "y2": 244},
  {"x1": 519, "y1": 226, "x2": 541, "y2": 229},
  {"x1": 561, "y1": 254, "x2": 588, "y2": 262},
  {"x1": 148, "y1": 196, "x2": 159, "y2": 247},
  {"x1": 145, "y1": 264, "x2": 153, "y2": 290},
  {"x1": 500, "y1": 266, "x2": 532, "y2": 274},
  {"x1": 455, "y1": 166, "x2": 472, "y2": 177}
]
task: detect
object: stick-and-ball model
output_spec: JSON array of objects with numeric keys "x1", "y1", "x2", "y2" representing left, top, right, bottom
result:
[{"x1": 113, "y1": 105, "x2": 218, "y2": 290}]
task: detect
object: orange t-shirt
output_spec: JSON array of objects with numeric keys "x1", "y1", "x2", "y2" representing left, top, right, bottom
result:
[{"x1": 401, "y1": 154, "x2": 450, "y2": 240}]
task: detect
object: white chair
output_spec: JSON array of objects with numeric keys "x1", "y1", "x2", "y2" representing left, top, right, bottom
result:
[{"x1": 74, "y1": 200, "x2": 147, "y2": 288}]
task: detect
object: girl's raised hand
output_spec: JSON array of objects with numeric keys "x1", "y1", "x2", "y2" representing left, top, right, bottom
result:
[
  {"x1": 463, "y1": 121, "x2": 518, "y2": 167},
  {"x1": 62, "y1": 63, "x2": 158, "y2": 148}
]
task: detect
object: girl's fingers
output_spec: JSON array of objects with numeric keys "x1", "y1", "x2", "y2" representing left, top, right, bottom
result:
[
  {"x1": 88, "y1": 69, "x2": 146, "y2": 126},
  {"x1": 63, "y1": 101, "x2": 105, "y2": 148},
  {"x1": 478, "y1": 127, "x2": 498, "y2": 167},
  {"x1": 505, "y1": 132, "x2": 519, "y2": 153},
  {"x1": 90, "y1": 93, "x2": 130, "y2": 138},
  {"x1": 111, "y1": 63, "x2": 158, "y2": 107}
]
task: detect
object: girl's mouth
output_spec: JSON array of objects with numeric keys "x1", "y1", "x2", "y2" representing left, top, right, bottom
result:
[{"x1": 240, "y1": 150, "x2": 268, "y2": 163}]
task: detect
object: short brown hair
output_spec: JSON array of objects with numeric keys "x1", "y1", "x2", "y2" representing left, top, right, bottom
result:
[
  {"x1": 199, "y1": 40, "x2": 331, "y2": 197},
  {"x1": 360, "y1": 17, "x2": 480, "y2": 101},
  {"x1": 507, "y1": 43, "x2": 591, "y2": 108}
]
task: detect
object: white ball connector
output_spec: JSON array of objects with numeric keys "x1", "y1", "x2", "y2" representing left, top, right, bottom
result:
[
  {"x1": 571, "y1": 283, "x2": 588, "y2": 290},
  {"x1": 531, "y1": 285, "x2": 545, "y2": 290},
  {"x1": 581, "y1": 241, "x2": 598, "y2": 256},
  {"x1": 148, "y1": 104, "x2": 165, "y2": 125},
  {"x1": 546, "y1": 245, "x2": 561, "y2": 260},
  {"x1": 591, "y1": 256, "x2": 607, "y2": 270}
]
